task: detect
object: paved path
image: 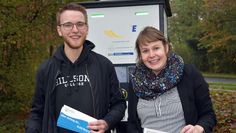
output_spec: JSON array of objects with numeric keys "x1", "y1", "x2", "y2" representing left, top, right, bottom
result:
[
  {"x1": 205, "y1": 77, "x2": 236, "y2": 92},
  {"x1": 204, "y1": 77, "x2": 236, "y2": 84}
]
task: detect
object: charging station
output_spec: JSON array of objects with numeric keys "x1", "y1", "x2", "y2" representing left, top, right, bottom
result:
[{"x1": 80, "y1": 0, "x2": 172, "y2": 132}]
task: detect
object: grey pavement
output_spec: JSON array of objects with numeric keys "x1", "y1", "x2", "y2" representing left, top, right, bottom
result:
[{"x1": 204, "y1": 77, "x2": 236, "y2": 84}]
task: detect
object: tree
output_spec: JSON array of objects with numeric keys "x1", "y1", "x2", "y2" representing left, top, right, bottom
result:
[
  {"x1": 199, "y1": 0, "x2": 236, "y2": 73},
  {"x1": 168, "y1": 0, "x2": 207, "y2": 69},
  {"x1": 168, "y1": 0, "x2": 236, "y2": 73},
  {"x1": 0, "y1": 0, "x2": 60, "y2": 115}
]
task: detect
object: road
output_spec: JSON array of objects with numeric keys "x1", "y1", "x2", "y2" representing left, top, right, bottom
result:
[{"x1": 204, "y1": 77, "x2": 236, "y2": 84}]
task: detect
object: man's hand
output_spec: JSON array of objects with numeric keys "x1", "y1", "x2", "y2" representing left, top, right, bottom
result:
[
  {"x1": 180, "y1": 124, "x2": 204, "y2": 133},
  {"x1": 88, "y1": 120, "x2": 108, "y2": 133}
]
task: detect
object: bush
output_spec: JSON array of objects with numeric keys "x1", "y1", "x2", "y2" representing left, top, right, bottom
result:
[
  {"x1": 211, "y1": 90, "x2": 236, "y2": 133},
  {"x1": 172, "y1": 43, "x2": 195, "y2": 64}
]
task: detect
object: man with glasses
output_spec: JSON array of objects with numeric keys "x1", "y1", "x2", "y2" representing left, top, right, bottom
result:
[{"x1": 26, "y1": 3, "x2": 126, "y2": 133}]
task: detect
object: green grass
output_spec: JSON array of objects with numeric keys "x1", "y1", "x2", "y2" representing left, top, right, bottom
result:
[
  {"x1": 203, "y1": 73, "x2": 236, "y2": 79},
  {"x1": 208, "y1": 82, "x2": 236, "y2": 90},
  {"x1": 202, "y1": 72, "x2": 236, "y2": 90}
]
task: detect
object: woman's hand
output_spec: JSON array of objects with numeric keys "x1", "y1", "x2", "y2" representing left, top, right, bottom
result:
[
  {"x1": 180, "y1": 124, "x2": 204, "y2": 133},
  {"x1": 88, "y1": 120, "x2": 108, "y2": 133}
]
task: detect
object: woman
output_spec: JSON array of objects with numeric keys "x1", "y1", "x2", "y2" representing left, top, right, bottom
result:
[{"x1": 128, "y1": 26, "x2": 216, "y2": 133}]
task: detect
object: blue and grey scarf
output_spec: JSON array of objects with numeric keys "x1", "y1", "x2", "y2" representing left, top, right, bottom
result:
[{"x1": 131, "y1": 52, "x2": 184, "y2": 100}]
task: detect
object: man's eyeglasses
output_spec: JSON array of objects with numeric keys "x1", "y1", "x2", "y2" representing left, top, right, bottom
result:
[{"x1": 59, "y1": 22, "x2": 87, "y2": 31}]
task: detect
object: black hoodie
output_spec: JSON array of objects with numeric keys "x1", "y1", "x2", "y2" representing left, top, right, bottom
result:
[
  {"x1": 26, "y1": 40, "x2": 126, "y2": 133},
  {"x1": 54, "y1": 43, "x2": 94, "y2": 132}
]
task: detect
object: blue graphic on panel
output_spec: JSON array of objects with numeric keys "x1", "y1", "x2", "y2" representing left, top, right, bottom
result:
[{"x1": 132, "y1": 25, "x2": 137, "y2": 32}]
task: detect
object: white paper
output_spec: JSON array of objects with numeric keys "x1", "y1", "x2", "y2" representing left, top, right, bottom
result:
[
  {"x1": 57, "y1": 105, "x2": 97, "y2": 133},
  {"x1": 144, "y1": 128, "x2": 168, "y2": 133}
]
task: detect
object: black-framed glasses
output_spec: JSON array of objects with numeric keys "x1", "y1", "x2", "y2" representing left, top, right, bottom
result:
[{"x1": 59, "y1": 22, "x2": 87, "y2": 31}]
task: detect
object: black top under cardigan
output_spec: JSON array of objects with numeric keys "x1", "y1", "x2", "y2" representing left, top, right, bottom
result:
[{"x1": 127, "y1": 64, "x2": 217, "y2": 133}]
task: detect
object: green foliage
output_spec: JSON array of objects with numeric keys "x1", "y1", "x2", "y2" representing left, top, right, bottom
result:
[
  {"x1": 168, "y1": 0, "x2": 204, "y2": 43},
  {"x1": 168, "y1": 0, "x2": 236, "y2": 73},
  {"x1": 0, "y1": 0, "x2": 94, "y2": 117},
  {"x1": 0, "y1": 114, "x2": 25, "y2": 133},
  {"x1": 168, "y1": 0, "x2": 207, "y2": 69},
  {"x1": 172, "y1": 42, "x2": 195, "y2": 64},
  {"x1": 198, "y1": 0, "x2": 236, "y2": 73},
  {"x1": 0, "y1": 0, "x2": 61, "y2": 115}
]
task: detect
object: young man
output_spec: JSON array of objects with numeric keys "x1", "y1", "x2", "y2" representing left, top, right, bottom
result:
[{"x1": 26, "y1": 3, "x2": 126, "y2": 133}]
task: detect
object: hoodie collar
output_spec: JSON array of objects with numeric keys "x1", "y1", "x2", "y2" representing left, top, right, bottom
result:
[{"x1": 53, "y1": 40, "x2": 95, "y2": 65}]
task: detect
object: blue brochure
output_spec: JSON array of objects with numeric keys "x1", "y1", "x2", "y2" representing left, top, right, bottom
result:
[{"x1": 57, "y1": 105, "x2": 97, "y2": 133}]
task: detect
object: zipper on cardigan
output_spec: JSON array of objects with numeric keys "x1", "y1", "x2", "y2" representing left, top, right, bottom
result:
[
  {"x1": 50, "y1": 70, "x2": 61, "y2": 94},
  {"x1": 85, "y1": 64, "x2": 96, "y2": 118}
]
